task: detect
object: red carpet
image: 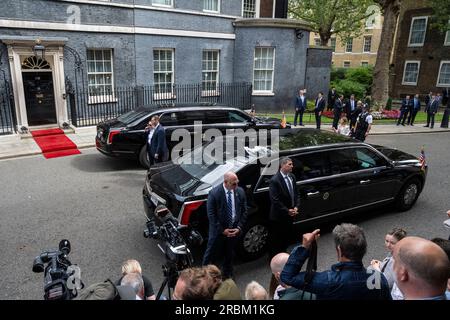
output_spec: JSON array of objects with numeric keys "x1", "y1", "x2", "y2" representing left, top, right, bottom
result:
[{"x1": 31, "y1": 128, "x2": 81, "y2": 159}]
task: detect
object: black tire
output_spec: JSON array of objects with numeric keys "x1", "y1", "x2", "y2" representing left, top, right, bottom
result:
[
  {"x1": 395, "y1": 177, "x2": 422, "y2": 211},
  {"x1": 138, "y1": 145, "x2": 149, "y2": 169},
  {"x1": 236, "y1": 217, "x2": 269, "y2": 261}
]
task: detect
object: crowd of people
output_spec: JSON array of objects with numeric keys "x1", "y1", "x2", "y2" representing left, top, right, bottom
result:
[
  {"x1": 76, "y1": 165, "x2": 450, "y2": 301},
  {"x1": 286, "y1": 87, "x2": 450, "y2": 143}
]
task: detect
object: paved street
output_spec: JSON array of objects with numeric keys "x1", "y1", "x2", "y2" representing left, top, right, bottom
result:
[{"x1": 0, "y1": 132, "x2": 449, "y2": 300}]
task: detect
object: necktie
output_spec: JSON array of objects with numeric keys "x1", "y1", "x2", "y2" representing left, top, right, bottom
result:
[
  {"x1": 226, "y1": 191, "x2": 233, "y2": 228},
  {"x1": 284, "y1": 175, "x2": 294, "y2": 207}
]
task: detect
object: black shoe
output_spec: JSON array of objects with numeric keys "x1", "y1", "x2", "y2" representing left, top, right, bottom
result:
[
  {"x1": 300, "y1": 124, "x2": 304, "y2": 126},
  {"x1": 410, "y1": 124, "x2": 414, "y2": 126},
  {"x1": 396, "y1": 124, "x2": 400, "y2": 126},
  {"x1": 401, "y1": 124, "x2": 405, "y2": 126},
  {"x1": 424, "y1": 125, "x2": 429, "y2": 127},
  {"x1": 430, "y1": 126, "x2": 433, "y2": 129}
]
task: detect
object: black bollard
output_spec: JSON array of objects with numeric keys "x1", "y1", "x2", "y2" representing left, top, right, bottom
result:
[{"x1": 441, "y1": 107, "x2": 450, "y2": 128}]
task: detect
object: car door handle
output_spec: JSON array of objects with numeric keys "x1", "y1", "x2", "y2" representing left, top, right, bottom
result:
[
  {"x1": 360, "y1": 180, "x2": 371, "y2": 184},
  {"x1": 307, "y1": 191, "x2": 320, "y2": 197}
]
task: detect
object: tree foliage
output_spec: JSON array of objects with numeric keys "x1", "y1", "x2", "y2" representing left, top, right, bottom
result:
[
  {"x1": 288, "y1": 0, "x2": 376, "y2": 45},
  {"x1": 331, "y1": 66, "x2": 373, "y2": 99},
  {"x1": 429, "y1": 0, "x2": 450, "y2": 33}
]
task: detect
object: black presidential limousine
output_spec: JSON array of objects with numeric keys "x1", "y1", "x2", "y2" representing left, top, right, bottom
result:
[
  {"x1": 143, "y1": 129, "x2": 427, "y2": 260},
  {"x1": 96, "y1": 105, "x2": 286, "y2": 168}
]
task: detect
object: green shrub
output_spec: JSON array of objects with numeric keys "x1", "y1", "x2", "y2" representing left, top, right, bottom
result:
[
  {"x1": 345, "y1": 66, "x2": 373, "y2": 90},
  {"x1": 330, "y1": 67, "x2": 348, "y2": 82},
  {"x1": 334, "y1": 79, "x2": 366, "y2": 98}
]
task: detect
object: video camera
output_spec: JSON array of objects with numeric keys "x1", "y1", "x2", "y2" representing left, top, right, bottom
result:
[
  {"x1": 143, "y1": 205, "x2": 203, "y2": 299},
  {"x1": 32, "y1": 239, "x2": 83, "y2": 300},
  {"x1": 144, "y1": 205, "x2": 202, "y2": 271}
]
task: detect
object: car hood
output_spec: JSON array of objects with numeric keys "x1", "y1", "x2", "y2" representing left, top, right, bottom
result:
[
  {"x1": 148, "y1": 162, "x2": 211, "y2": 198},
  {"x1": 372, "y1": 145, "x2": 420, "y2": 164}
]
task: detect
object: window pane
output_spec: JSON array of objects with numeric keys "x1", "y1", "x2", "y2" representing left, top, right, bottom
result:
[
  {"x1": 404, "y1": 62, "x2": 419, "y2": 83},
  {"x1": 438, "y1": 63, "x2": 450, "y2": 85},
  {"x1": 243, "y1": 0, "x2": 256, "y2": 18},
  {"x1": 87, "y1": 49, "x2": 114, "y2": 97},
  {"x1": 253, "y1": 47, "x2": 274, "y2": 92},
  {"x1": 410, "y1": 18, "x2": 427, "y2": 45}
]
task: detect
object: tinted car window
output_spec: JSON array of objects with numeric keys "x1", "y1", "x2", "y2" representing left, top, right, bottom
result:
[
  {"x1": 204, "y1": 110, "x2": 230, "y2": 124},
  {"x1": 173, "y1": 111, "x2": 206, "y2": 126},
  {"x1": 292, "y1": 152, "x2": 331, "y2": 181},
  {"x1": 329, "y1": 149, "x2": 359, "y2": 174},
  {"x1": 229, "y1": 111, "x2": 250, "y2": 123},
  {"x1": 118, "y1": 109, "x2": 151, "y2": 126},
  {"x1": 160, "y1": 112, "x2": 179, "y2": 126},
  {"x1": 355, "y1": 148, "x2": 386, "y2": 169}
]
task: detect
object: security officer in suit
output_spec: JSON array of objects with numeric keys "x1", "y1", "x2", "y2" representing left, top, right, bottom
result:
[
  {"x1": 397, "y1": 95, "x2": 413, "y2": 126},
  {"x1": 314, "y1": 92, "x2": 326, "y2": 129},
  {"x1": 424, "y1": 94, "x2": 440, "y2": 129},
  {"x1": 145, "y1": 115, "x2": 168, "y2": 166},
  {"x1": 202, "y1": 172, "x2": 248, "y2": 278},
  {"x1": 268, "y1": 157, "x2": 300, "y2": 258},
  {"x1": 294, "y1": 89, "x2": 307, "y2": 126},
  {"x1": 332, "y1": 95, "x2": 344, "y2": 129}
]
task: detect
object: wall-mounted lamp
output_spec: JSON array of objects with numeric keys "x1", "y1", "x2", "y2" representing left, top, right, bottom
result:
[
  {"x1": 33, "y1": 39, "x2": 45, "y2": 60},
  {"x1": 295, "y1": 29, "x2": 304, "y2": 40}
]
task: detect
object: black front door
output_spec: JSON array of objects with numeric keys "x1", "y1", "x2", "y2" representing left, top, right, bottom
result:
[{"x1": 22, "y1": 72, "x2": 57, "y2": 126}]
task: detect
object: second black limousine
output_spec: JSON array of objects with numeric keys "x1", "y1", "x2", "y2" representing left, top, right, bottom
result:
[{"x1": 143, "y1": 129, "x2": 427, "y2": 260}]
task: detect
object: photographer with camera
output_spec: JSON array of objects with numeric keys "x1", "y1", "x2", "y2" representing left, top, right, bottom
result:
[
  {"x1": 280, "y1": 223, "x2": 392, "y2": 300},
  {"x1": 202, "y1": 171, "x2": 248, "y2": 279}
]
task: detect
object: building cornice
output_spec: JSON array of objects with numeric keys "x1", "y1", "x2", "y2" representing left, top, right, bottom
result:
[{"x1": 233, "y1": 18, "x2": 312, "y2": 31}]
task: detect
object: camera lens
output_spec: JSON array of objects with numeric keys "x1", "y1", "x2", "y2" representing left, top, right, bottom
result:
[{"x1": 32, "y1": 257, "x2": 45, "y2": 273}]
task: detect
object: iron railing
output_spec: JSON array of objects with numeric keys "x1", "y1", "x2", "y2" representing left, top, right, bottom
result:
[{"x1": 68, "y1": 82, "x2": 253, "y2": 127}]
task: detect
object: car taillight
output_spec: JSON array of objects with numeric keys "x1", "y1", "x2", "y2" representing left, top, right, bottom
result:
[
  {"x1": 180, "y1": 201, "x2": 204, "y2": 226},
  {"x1": 107, "y1": 129, "x2": 122, "y2": 144}
]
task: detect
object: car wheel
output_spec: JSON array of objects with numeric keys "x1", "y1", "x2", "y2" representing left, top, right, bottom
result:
[
  {"x1": 237, "y1": 217, "x2": 269, "y2": 261},
  {"x1": 139, "y1": 145, "x2": 149, "y2": 169},
  {"x1": 395, "y1": 177, "x2": 421, "y2": 211}
]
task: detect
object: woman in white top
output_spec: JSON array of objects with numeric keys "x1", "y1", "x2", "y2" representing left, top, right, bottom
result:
[
  {"x1": 333, "y1": 116, "x2": 351, "y2": 136},
  {"x1": 368, "y1": 228, "x2": 407, "y2": 293}
]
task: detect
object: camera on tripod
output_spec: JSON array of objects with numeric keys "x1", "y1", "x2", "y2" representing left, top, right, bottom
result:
[
  {"x1": 32, "y1": 239, "x2": 83, "y2": 300},
  {"x1": 143, "y1": 205, "x2": 203, "y2": 299}
]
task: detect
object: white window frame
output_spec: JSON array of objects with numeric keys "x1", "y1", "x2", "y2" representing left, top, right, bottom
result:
[
  {"x1": 363, "y1": 36, "x2": 372, "y2": 53},
  {"x1": 314, "y1": 37, "x2": 321, "y2": 46},
  {"x1": 86, "y1": 48, "x2": 116, "y2": 104},
  {"x1": 203, "y1": 0, "x2": 220, "y2": 13},
  {"x1": 402, "y1": 60, "x2": 421, "y2": 85},
  {"x1": 436, "y1": 60, "x2": 450, "y2": 87},
  {"x1": 242, "y1": 0, "x2": 260, "y2": 18},
  {"x1": 408, "y1": 16, "x2": 428, "y2": 47},
  {"x1": 153, "y1": 48, "x2": 175, "y2": 100},
  {"x1": 202, "y1": 50, "x2": 220, "y2": 96},
  {"x1": 152, "y1": 0, "x2": 173, "y2": 8},
  {"x1": 343, "y1": 61, "x2": 351, "y2": 68},
  {"x1": 445, "y1": 30, "x2": 450, "y2": 46},
  {"x1": 345, "y1": 38, "x2": 353, "y2": 53},
  {"x1": 252, "y1": 47, "x2": 275, "y2": 95}
]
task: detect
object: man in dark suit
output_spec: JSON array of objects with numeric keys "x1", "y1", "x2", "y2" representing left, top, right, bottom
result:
[
  {"x1": 145, "y1": 115, "x2": 169, "y2": 166},
  {"x1": 314, "y1": 92, "x2": 326, "y2": 129},
  {"x1": 424, "y1": 94, "x2": 440, "y2": 129},
  {"x1": 332, "y1": 95, "x2": 344, "y2": 129},
  {"x1": 202, "y1": 172, "x2": 248, "y2": 278},
  {"x1": 294, "y1": 89, "x2": 307, "y2": 126},
  {"x1": 344, "y1": 94, "x2": 356, "y2": 118},
  {"x1": 268, "y1": 157, "x2": 300, "y2": 258},
  {"x1": 408, "y1": 94, "x2": 421, "y2": 126},
  {"x1": 397, "y1": 95, "x2": 413, "y2": 126},
  {"x1": 327, "y1": 87, "x2": 337, "y2": 111},
  {"x1": 425, "y1": 91, "x2": 433, "y2": 107}
]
